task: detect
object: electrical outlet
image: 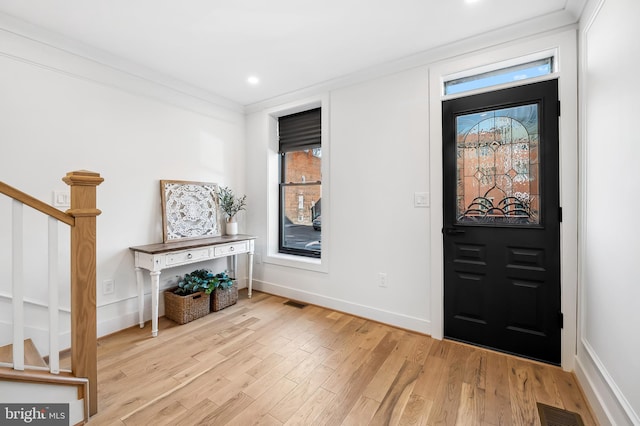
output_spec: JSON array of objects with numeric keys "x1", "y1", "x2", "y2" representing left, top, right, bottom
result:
[
  {"x1": 53, "y1": 190, "x2": 70, "y2": 208},
  {"x1": 378, "y1": 272, "x2": 388, "y2": 288},
  {"x1": 103, "y1": 279, "x2": 115, "y2": 295}
]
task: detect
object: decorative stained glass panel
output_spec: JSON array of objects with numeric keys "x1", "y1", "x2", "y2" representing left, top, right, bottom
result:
[{"x1": 455, "y1": 104, "x2": 540, "y2": 224}]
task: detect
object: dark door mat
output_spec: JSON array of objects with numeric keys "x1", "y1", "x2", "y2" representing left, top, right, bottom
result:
[
  {"x1": 283, "y1": 300, "x2": 307, "y2": 309},
  {"x1": 537, "y1": 403, "x2": 585, "y2": 426}
]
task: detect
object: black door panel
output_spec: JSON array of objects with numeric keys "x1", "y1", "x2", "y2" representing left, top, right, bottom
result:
[{"x1": 443, "y1": 80, "x2": 561, "y2": 364}]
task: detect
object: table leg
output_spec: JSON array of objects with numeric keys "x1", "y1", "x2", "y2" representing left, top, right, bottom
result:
[
  {"x1": 135, "y1": 267, "x2": 145, "y2": 328},
  {"x1": 230, "y1": 254, "x2": 238, "y2": 280},
  {"x1": 247, "y1": 252, "x2": 254, "y2": 298},
  {"x1": 150, "y1": 271, "x2": 161, "y2": 337}
]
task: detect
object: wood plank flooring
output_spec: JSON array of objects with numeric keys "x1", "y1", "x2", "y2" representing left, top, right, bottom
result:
[{"x1": 83, "y1": 290, "x2": 597, "y2": 425}]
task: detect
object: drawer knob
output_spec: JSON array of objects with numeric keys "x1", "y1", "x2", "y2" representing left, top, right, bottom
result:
[
  {"x1": 230, "y1": 246, "x2": 234, "y2": 251},
  {"x1": 187, "y1": 253, "x2": 193, "y2": 259}
]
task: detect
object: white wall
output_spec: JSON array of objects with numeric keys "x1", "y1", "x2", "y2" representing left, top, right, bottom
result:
[
  {"x1": 576, "y1": 0, "x2": 640, "y2": 424},
  {"x1": 0, "y1": 27, "x2": 246, "y2": 348},
  {"x1": 246, "y1": 28, "x2": 580, "y2": 342},
  {"x1": 246, "y1": 67, "x2": 432, "y2": 333}
]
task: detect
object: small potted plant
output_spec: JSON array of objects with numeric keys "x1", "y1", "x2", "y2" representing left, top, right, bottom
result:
[
  {"x1": 164, "y1": 269, "x2": 215, "y2": 324},
  {"x1": 207, "y1": 271, "x2": 238, "y2": 312},
  {"x1": 217, "y1": 186, "x2": 246, "y2": 236}
]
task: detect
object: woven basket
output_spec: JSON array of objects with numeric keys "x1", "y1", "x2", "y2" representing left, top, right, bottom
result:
[
  {"x1": 211, "y1": 282, "x2": 238, "y2": 312},
  {"x1": 164, "y1": 288, "x2": 210, "y2": 325}
]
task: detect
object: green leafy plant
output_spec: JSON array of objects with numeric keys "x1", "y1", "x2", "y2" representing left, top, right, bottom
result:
[
  {"x1": 207, "y1": 271, "x2": 234, "y2": 293},
  {"x1": 173, "y1": 269, "x2": 234, "y2": 296},
  {"x1": 217, "y1": 186, "x2": 247, "y2": 221}
]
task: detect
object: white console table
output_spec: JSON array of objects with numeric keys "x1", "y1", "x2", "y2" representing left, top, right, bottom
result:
[{"x1": 130, "y1": 234, "x2": 255, "y2": 337}]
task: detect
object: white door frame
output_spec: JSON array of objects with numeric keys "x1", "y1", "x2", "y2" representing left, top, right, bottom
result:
[{"x1": 428, "y1": 29, "x2": 579, "y2": 370}]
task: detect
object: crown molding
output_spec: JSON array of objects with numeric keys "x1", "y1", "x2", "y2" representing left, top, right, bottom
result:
[
  {"x1": 0, "y1": 11, "x2": 243, "y2": 115},
  {"x1": 565, "y1": 0, "x2": 589, "y2": 20},
  {"x1": 244, "y1": 8, "x2": 579, "y2": 114},
  {"x1": 0, "y1": 5, "x2": 584, "y2": 116}
]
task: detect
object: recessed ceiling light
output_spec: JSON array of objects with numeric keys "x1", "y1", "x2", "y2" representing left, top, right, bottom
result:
[{"x1": 247, "y1": 76, "x2": 260, "y2": 85}]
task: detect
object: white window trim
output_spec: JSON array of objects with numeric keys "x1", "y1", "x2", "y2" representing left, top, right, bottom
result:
[{"x1": 264, "y1": 94, "x2": 330, "y2": 273}]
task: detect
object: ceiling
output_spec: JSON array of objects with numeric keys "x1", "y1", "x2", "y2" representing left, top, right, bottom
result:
[{"x1": 0, "y1": 0, "x2": 586, "y2": 107}]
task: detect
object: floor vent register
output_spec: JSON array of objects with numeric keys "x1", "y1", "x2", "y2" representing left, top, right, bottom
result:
[{"x1": 537, "y1": 403, "x2": 585, "y2": 426}]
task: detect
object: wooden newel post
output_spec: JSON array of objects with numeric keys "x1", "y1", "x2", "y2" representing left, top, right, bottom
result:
[{"x1": 62, "y1": 170, "x2": 104, "y2": 417}]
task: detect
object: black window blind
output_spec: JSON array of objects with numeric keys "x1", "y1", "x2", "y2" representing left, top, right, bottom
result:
[{"x1": 278, "y1": 108, "x2": 321, "y2": 153}]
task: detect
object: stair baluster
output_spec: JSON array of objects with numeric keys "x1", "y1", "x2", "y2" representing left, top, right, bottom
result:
[
  {"x1": 11, "y1": 199, "x2": 24, "y2": 372},
  {"x1": 48, "y1": 216, "x2": 60, "y2": 374}
]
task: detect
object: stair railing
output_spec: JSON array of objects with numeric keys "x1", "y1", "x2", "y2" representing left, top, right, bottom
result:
[{"x1": 0, "y1": 170, "x2": 103, "y2": 416}]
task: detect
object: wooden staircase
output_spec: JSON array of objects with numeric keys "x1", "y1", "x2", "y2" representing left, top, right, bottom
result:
[
  {"x1": 0, "y1": 339, "x2": 48, "y2": 368},
  {"x1": 0, "y1": 170, "x2": 103, "y2": 424},
  {"x1": 0, "y1": 339, "x2": 88, "y2": 424}
]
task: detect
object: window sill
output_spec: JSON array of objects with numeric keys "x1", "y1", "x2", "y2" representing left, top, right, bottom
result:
[{"x1": 264, "y1": 252, "x2": 328, "y2": 273}]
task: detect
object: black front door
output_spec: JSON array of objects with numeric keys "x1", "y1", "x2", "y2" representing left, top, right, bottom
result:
[{"x1": 442, "y1": 79, "x2": 561, "y2": 364}]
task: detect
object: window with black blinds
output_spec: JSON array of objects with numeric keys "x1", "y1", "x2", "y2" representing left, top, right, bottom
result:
[{"x1": 277, "y1": 107, "x2": 322, "y2": 259}]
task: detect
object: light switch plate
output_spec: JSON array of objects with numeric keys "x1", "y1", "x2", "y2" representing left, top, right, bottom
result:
[{"x1": 414, "y1": 192, "x2": 430, "y2": 207}]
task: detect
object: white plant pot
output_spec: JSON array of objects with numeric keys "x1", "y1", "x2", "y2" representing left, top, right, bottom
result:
[{"x1": 225, "y1": 221, "x2": 238, "y2": 236}]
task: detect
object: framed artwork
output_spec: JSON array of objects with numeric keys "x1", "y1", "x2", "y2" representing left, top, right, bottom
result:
[{"x1": 160, "y1": 180, "x2": 221, "y2": 242}]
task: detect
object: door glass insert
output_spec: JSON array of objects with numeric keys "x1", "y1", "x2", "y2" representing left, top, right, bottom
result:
[{"x1": 456, "y1": 104, "x2": 540, "y2": 224}]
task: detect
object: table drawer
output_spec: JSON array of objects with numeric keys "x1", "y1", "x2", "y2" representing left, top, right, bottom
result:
[
  {"x1": 165, "y1": 248, "x2": 210, "y2": 266},
  {"x1": 214, "y1": 242, "x2": 248, "y2": 256}
]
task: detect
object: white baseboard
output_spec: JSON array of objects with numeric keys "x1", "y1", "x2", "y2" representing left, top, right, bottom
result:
[
  {"x1": 97, "y1": 310, "x2": 145, "y2": 337},
  {"x1": 252, "y1": 279, "x2": 431, "y2": 335},
  {"x1": 96, "y1": 279, "x2": 250, "y2": 337},
  {"x1": 574, "y1": 339, "x2": 639, "y2": 426}
]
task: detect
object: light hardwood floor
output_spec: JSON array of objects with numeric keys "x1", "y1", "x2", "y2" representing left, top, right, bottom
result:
[{"x1": 82, "y1": 290, "x2": 596, "y2": 425}]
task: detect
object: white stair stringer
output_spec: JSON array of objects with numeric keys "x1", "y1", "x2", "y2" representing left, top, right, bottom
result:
[{"x1": 0, "y1": 368, "x2": 88, "y2": 425}]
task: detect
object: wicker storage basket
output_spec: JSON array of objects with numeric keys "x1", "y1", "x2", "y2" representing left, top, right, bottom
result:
[
  {"x1": 164, "y1": 288, "x2": 210, "y2": 325},
  {"x1": 211, "y1": 282, "x2": 238, "y2": 312}
]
